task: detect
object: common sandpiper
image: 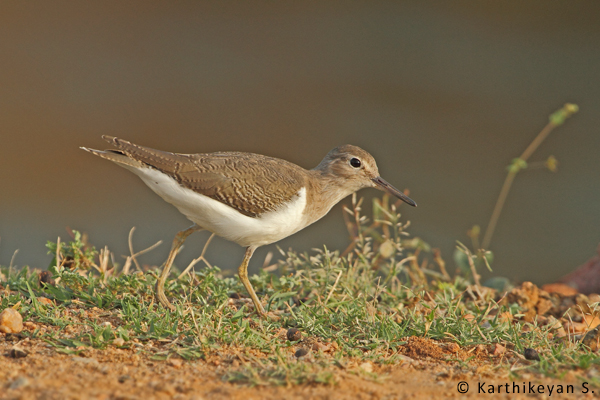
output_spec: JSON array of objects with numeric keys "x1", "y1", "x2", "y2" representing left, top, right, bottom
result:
[{"x1": 82, "y1": 136, "x2": 416, "y2": 317}]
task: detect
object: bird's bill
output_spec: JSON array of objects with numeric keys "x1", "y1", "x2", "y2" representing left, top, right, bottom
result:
[{"x1": 372, "y1": 177, "x2": 417, "y2": 207}]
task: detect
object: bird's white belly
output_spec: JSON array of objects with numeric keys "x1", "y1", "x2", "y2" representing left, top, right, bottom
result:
[{"x1": 127, "y1": 166, "x2": 308, "y2": 247}]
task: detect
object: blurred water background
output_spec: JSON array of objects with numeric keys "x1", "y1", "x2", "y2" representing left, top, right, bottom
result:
[{"x1": 1, "y1": 2, "x2": 599, "y2": 284}]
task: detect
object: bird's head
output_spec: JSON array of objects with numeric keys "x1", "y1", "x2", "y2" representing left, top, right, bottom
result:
[{"x1": 315, "y1": 144, "x2": 417, "y2": 207}]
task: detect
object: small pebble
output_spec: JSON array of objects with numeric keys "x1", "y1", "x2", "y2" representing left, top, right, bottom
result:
[
  {"x1": 4, "y1": 333, "x2": 24, "y2": 342},
  {"x1": 39, "y1": 271, "x2": 55, "y2": 286},
  {"x1": 71, "y1": 356, "x2": 100, "y2": 367},
  {"x1": 168, "y1": 358, "x2": 183, "y2": 368},
  {"x1": 490, "y1": 343, "x2": 506, "y2": 357},
  {"x1": 9, "y1": 376, "x2": 29, "y2": 390},
  {"x1": 23, "y1": 321, "x2": 37, "y2": 330},
  {"x1": 582, "y1": 327, "x2": 600, "y2": 351},
  {"x1": 286, "y1": 328, "x2": 302, "y2": 342},
  {"x1": 112, "y1": 337, "x2": 125, "y2": 347},
  {"x1": 0, "y1": 308, "x2": 23, "y2": 334},
  {"x1": 295, "y1": 348, "x2": 309, "y2": 358},
  {"x1": 152, "y1": 382, "x2": 176, "y2": 396},
  {"x1": 131, "y1": 354, "x2": 141, "y2": 366},
  {"x1": 312, "y1": 342, "x2": 329, "y2": 352},
  {"x1": 446, "y1": 343, "x2": 460, "y2": 353},
  {"x1": 9, "y1": 346, "x2": 28, "y2": 358},
  {"x1": 118, "y1": 374, "x2": 130, "y2": 383},
  {"x1": 38, "y1": 297, "x2": 54, "y2": 306},
  {"x1": 359, "y1": 362, "x2": 373, "y2": 373},
  {"x1": 398, "y1": 355, "x2": 414, "y2": 363},
  {"x1": 524, "y1": 348, "x2": 540, "y2": 361}
]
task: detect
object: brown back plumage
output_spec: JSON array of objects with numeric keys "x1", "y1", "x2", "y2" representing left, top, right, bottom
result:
[{"x1": 99, "y1": 136, "x2": 308, "y2": 218}]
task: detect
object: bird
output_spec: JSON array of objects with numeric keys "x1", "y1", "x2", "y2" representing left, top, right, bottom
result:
[{"x1": 81, "y1": 136, "x2": 416, "y2": 317}]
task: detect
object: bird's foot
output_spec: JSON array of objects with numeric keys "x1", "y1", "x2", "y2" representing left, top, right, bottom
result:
[{"x1": 155, "y1": 280, "x2": 176, "y2": 312}]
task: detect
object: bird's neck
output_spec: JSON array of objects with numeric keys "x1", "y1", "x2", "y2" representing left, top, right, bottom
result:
[{"x1": 301, "y1": 169, "x2": 358, "y2": 227}]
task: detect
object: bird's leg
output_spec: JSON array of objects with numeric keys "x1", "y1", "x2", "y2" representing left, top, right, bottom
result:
[
  {"x1": 238, "y1": 246, "x2": 267, "y2": 317},
  {"x1": 155, "y1": 224, "x2": 202, "y2": 311}
]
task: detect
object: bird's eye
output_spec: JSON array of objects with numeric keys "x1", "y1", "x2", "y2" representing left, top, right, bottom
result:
[{"x1": 350, "y1": 158, "x2": 362, "y2": 168}]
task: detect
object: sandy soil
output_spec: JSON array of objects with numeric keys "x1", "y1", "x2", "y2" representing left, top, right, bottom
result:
[{"x1": 1, "y1": 334, "x2": 595, "y2": 400}]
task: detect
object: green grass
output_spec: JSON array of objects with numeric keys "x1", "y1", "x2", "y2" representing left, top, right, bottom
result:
[{"x1": 1, "y1": 194, "x2": 599, "y2": 387}]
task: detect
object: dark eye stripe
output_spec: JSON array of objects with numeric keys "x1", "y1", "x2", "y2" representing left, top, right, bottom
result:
[{"x1": 350, "y1": 158, "x2": 361, "y2": 168}]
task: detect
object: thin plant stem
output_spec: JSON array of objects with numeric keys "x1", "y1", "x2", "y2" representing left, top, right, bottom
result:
[
  {"x1": 482, "y1": 103, "x2": 578, "y2": 249},
  {"x1": 482, "y1": 169, "x2": 518, "y2": 250}
]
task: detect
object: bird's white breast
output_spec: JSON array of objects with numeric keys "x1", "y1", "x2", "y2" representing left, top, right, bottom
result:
[{"x1": 125, "y1": 165, "x2": 308, "y2": 248}]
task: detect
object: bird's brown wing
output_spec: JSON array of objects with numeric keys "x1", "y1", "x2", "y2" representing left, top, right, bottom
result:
[{"x1": 101, "y1": 136, "x2": 307, "y2": 217}]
